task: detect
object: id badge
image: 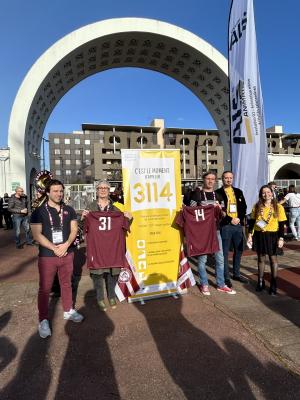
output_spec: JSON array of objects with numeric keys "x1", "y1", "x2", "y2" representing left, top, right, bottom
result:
[
  {"x1": 52, "y1": 228, "x2": 63, "y2": 244},
  {"x1": 256, "y1": 220, "x2": 267, "y2": 230},
  {"x1": 229, "y1": 204, "x2": 237, "y2": 213}
]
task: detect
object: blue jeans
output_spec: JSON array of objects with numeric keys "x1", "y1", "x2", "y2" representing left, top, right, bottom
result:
[
  {"x1": 197, "y1": 230, "x2": 225, "y2": 287},
  {"x1": 12, "y1": 214, "x2": 33, "y2": 246},
  {"x1": 220, "y1": 224, "x2": 244, "y2": 280},
  {"x1": 289, "y1": 208, "x2": 300, "y2": 239}
]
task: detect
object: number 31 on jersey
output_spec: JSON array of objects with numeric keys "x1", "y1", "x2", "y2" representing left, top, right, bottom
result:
[{"x1": 98, "y1": 216, "x2": 111, "y2": 231}]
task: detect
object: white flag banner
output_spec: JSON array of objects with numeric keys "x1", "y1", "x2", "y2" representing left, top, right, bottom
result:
[{"x1": 229, "y1": 0, "x2": 268, "y2": 212}]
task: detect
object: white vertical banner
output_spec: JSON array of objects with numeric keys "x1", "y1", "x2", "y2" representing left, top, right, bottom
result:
[{"x1": 229, "y1": 0, "x2": 268, "y2": 212}]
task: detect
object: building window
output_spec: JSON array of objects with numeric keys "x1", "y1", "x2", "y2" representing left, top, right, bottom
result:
[
  {"x1": 65, "y1": 149, "x2": 71, "y2": 154},
  {"x1": 55, "y1": 159, "x2": 60, "y2": 165},
  {"x1": 75, "y1": 138, "x2": 81, "y2": 145},
  {"x1": 64, "y1": 138, "x2": 70, "y2": 145},
  {"x1": 54, "y1": 138, "x2": 60, "y2": 144},
  {"x1": 85, "y1": 170, "x2": 92, "y2": 176},
  {"x1": 180, "y1": 138, "x2": 190, "y2": 146},
  {"x1": 109, "y1": 136, "x2": 120, "y2": 144},
  {"x1": 75, "y1": 149, "x2": 81, "y2": 155},
  {"x1": 85, "y1": 139, "x2": 90, "y2": 145},
  {"x1": 55, "y1": 170, "x2": 61, "y2": 175},
  {"x1": 85, "y1": 159, "x2": 91, "y2": 166},
  {"x1": 85, "y1": 149, "x2": 91, "y2": 155},
  {"x1": 137, "y1": 136, "x2": 148, "y2": 145},
  {"x1": 66, "y1": 170, "x2": 72, "y2": 175},
  {"x1": 54, "y1": 149, "x2": 60, "y2": 155},
  {"x1": 75, "y1": 160, "x2": 81, "y2": 165},
  {"x1": 65, "y1": 160, "x2": 71, "y2": 165}
]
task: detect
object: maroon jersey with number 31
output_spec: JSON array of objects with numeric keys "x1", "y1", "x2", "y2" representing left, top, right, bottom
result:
[
  {"x1": 175, "y1": 205, "x2": 221, "y2": 256},
  {"x1": 84, "y1": 211, "x2": 130, "y2": 269}
]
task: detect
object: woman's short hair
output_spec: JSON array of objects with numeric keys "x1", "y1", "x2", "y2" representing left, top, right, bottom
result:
[{"x1": 96, "y1": 180, "x2": 111, "y2": 189}]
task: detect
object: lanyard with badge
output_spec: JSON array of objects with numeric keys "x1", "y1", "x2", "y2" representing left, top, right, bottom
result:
[
  {"x1": 226, "y1": 189, "x2": 237, "y2": 213},
  {"x1": 256, "y1": 205, "x2": 273, "y2": 230},
  {"x1": 45, "y1": 202, "x2": 64, "y2": 244},
  {"x1": 201, "y1": 191, "x2": 217, "y2": 206}
]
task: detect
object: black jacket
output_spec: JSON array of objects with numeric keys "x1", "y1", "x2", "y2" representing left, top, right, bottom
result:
[
  {"x1": 8, "y1": 195, "x2": 28, "y2": 215},
  {"x1": 215, "y1": 187, "x2": 247, "y2": 226}
]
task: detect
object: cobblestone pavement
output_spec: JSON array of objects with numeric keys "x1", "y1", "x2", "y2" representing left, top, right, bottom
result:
[{"x1": 0, "y1": 229, "x2": 300, "y2": 399}]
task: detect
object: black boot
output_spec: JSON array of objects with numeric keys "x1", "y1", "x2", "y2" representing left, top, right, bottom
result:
[
  {"x1": 256, "y1": 278, "x2": 265, "y2": 292},
  {"x1": 269, "y1": 278, "x2": 277, "y2": 296}
]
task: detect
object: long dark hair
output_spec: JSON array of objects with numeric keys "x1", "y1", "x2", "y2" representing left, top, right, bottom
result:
[
  {"x1": 288, "y1": 184, "x2": 296, "y2": 193},
  {"x1": 254, "y1": 185, "x2": 278, "y2": 219}
]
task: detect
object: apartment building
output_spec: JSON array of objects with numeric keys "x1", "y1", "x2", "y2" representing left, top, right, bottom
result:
[{"x1": 49, "y1": 119, "x2": 224, "y2": 183}]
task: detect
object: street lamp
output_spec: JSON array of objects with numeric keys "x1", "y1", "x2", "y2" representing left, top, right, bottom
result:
[
  {"x1": 182, "y1": 130, "x2": 186, "y2": 179},
  {"x1": 42, "y1": 137, "x2": 50, "y2": 170},
  {"x1": 59, "y1": 156, "x2": 64, "y2": 181},
  {"x1": 205, "y1": 131, "x2": 209, "y2": 172},
  {"x1": 0, "y1": 147, "x2": 10, "y2": 193}
]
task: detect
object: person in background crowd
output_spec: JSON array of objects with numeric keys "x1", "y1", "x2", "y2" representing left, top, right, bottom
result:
[
  {"x1": 247, "y1": 185, "x2": 287, "y2": 295},
  {"x1": 0, "y1": 196, "x2": 3, "y2": 228},
  {"x1": 110, "y1": 183, "x2": 124, "y2": 204},
  {"x1": 216, "y1": 171, "x2": 248, "y2": 288},
  {"x1": 8, "y1": 187, "x2": 33, "y2": 248},
  {"x1": 30, "y1": 179, "x2": 84, "y2": 338},
  {"x1": 2, "y1": 193, "x2": 13, "y2": 229},
  {"x1": 268, "y1": 181, "x2": 279, "y2": 200},
  {"x1": 82, "y1": 180, "x2": 132, "y2": 311},
  {"x1": 182, "y1": 185, "x2": 193, "y2": 206},
  {"x1": 279, "y1": 184, "x2": 300, "y2": 241},
  {"x1": 190, "y1": 171, "x2": 236, "y2": 295}
]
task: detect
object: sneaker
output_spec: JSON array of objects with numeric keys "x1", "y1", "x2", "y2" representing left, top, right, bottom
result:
[
  {"x1": 38, "y1": 319, "x2": 51, "y2": 338},
  {"x1": 200, "y1": 285, "x2": 211, "y2": 296},
  {"x1": 109, "y1": 298, "x2": 117, "y2": 309},
  {"x1": 217, "y1": 285, "x2": 237, "y2": 295},
  {"x1": 63, "y1": 308, "x2": 84, "y2": 322},
  {"x1": 97, "y1": 300, "x2": 107, "y2": 312}
]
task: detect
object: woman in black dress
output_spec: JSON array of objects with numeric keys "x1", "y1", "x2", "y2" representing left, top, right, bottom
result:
[{"x1": 247, "y1": 185, "x2": 287, "y2": 295}]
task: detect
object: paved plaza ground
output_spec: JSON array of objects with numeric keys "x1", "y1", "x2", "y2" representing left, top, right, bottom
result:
[{"x1": 0, "y1": 228, "x2": 300, "y2": 399}]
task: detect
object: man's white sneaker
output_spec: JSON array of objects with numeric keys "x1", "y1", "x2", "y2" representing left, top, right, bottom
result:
[
  {"x1": 217, "y1": 285, "x2": 237, "y2": 295},
  {"x1": 63, "y1": 308, "x2": 84, "y2": 322},
  {"x1": 38, "y1": 319, "x2": 51, "y2": 338},
  {"x1": 200, "y1": 284, "x2": 211, "y2": 296}
]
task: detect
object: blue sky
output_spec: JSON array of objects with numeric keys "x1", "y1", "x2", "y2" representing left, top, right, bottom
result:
[{"x1": 1, "y1": 0, "x2": 299, "y2": 160}]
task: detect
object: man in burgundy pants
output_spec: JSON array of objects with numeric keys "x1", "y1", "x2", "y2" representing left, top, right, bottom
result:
[{"x1": 31, "y1": 179, "x2": 83, "y2": 338}]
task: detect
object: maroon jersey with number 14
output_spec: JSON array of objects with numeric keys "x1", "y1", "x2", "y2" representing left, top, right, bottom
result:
[
  {"x1": 84, "y1": 211, "x2": 130, "y2": 269},
  {"x1": 175, "y1": 205, "x2": 221, "y2": 256}
]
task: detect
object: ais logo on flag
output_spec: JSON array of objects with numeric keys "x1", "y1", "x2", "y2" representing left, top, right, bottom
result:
[{"x1": 231, "y1": 80, "x2": 253, "y2": 145}]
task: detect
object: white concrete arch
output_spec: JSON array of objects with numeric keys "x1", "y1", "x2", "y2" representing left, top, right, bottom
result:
[
  {"x1": 274, "y1": 162, "x2": 300, "y2": 179},
  {"x1": 268, "y1": 154, "x2": 300, "y2": 181},
  {"x1": 8, "y1": 17, "x2": 229, "y2": 191}
]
